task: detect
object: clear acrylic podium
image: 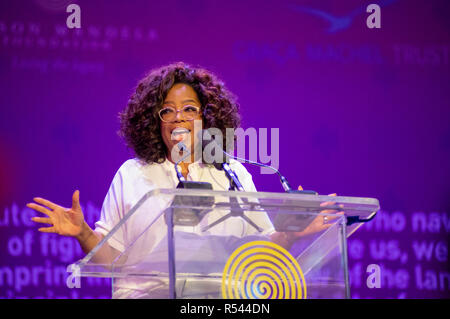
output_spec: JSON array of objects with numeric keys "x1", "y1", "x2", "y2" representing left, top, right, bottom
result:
[{"x1": 70, "y1": 188, "x2": 379, "y2": 299}]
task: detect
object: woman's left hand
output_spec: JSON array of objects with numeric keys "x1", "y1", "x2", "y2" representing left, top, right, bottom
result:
[
  {"x1": 271, "y1": 188, "x2": 345, "y2": 249},
  {"x1": 295, "y1": 190, "x2": 344, "y2": 237}
]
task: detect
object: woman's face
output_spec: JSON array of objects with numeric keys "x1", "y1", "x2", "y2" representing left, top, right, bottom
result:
[{"x1": 160, "y1": 83, "x2": 202, "y2": 160}]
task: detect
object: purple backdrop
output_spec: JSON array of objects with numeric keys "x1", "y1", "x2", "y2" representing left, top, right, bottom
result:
[{"x1": 0, "y1": 0, "x2": 449, "y2": 299}]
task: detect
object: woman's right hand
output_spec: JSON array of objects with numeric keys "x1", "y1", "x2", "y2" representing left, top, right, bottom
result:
[{"x1": 27, "y1": 190, "x2": 85, "y2": 237}]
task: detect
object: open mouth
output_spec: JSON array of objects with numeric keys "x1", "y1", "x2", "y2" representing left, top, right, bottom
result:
[{"x1": 171, "y1": 127, "x2": 191, "y2": 142}]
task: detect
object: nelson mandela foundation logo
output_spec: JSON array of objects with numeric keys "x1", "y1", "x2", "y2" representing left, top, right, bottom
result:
[{"x1": 221, "y1": 241, "x2": 307, "y2": 299}]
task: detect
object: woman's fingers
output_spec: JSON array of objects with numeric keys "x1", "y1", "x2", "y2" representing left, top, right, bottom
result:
[
  {"x1": 72, "y1": 190, "x2": 81, "y2": 211},
  {"x1": 320, "y1": 201, "x2": 337, "y2": 207},
  {"x1": 33, "y1": 197, "x2": 59, "y2": 210},
  {"x1": 321, "y1": 211, "x2": 345, "y2": 223},
  {"x1": 320, "y1": 193, "x2": 339, "y2": 207},
  {"x1": 31, "y1": 217, "x2": 53, "y2": 225},
  {"x1": 319, "y1": 193, "x2": 345, "y2": 225},
  {"x1": 26, "y1": 202, "x2": 52, "y2": 216},
  {"x1": 37, "y1": 226, "x2": 57, "y2": 233}
]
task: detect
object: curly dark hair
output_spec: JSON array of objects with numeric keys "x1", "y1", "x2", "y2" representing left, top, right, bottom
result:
[{"x1": 118, "y1": 62, "x2": 241, "y2": 164}]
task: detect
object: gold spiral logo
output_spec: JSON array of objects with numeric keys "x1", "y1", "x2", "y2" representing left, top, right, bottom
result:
[{"x1": 221, "y1": 241, "x2": 307, "y2": 299}]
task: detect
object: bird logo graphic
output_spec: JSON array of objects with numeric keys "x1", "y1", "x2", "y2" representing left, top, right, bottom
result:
[{"x1": 287, "y1": 0, "x2": 397, "y2": 33}]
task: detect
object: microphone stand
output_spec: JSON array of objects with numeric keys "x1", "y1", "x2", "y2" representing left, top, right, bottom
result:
[
  {"x1": 174, "y1": 142, "x2": 190, "y2": 184},
  {"x1": 174, "y1": 142, "x2": 213, "y2": 190},
  {"x1": 222, "y1": 150, "x2": 318, "y2": 195},
  {"x1": 201, "y1": 161, "x2": 263, "y2": 233}
]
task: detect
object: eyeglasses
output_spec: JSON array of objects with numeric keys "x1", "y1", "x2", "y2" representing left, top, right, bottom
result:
[{"x1": 158, "y1": 105, "x2": 201, "y2": 123}]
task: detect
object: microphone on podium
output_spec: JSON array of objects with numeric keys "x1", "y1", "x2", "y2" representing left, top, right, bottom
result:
[
  {"x1": 173, "y1": 141, "x2": 212, "y2": 190},
  {"x1": 201, "y1": 130, "x2": 245, "y2": 192}
]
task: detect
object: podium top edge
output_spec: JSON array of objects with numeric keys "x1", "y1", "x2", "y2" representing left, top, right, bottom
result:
[{"x1": 148, "y1": 188, "x2": 380, "y2": 207}]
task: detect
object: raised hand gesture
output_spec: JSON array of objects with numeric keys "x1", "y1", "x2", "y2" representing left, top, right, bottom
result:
[{"x1": 27, "y1": 190, "x2": 85, "y2": 237}]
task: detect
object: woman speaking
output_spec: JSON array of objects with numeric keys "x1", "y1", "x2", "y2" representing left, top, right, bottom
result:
[{"x1": 26, "y1": 62, "x2": 339, "y2": 298}]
